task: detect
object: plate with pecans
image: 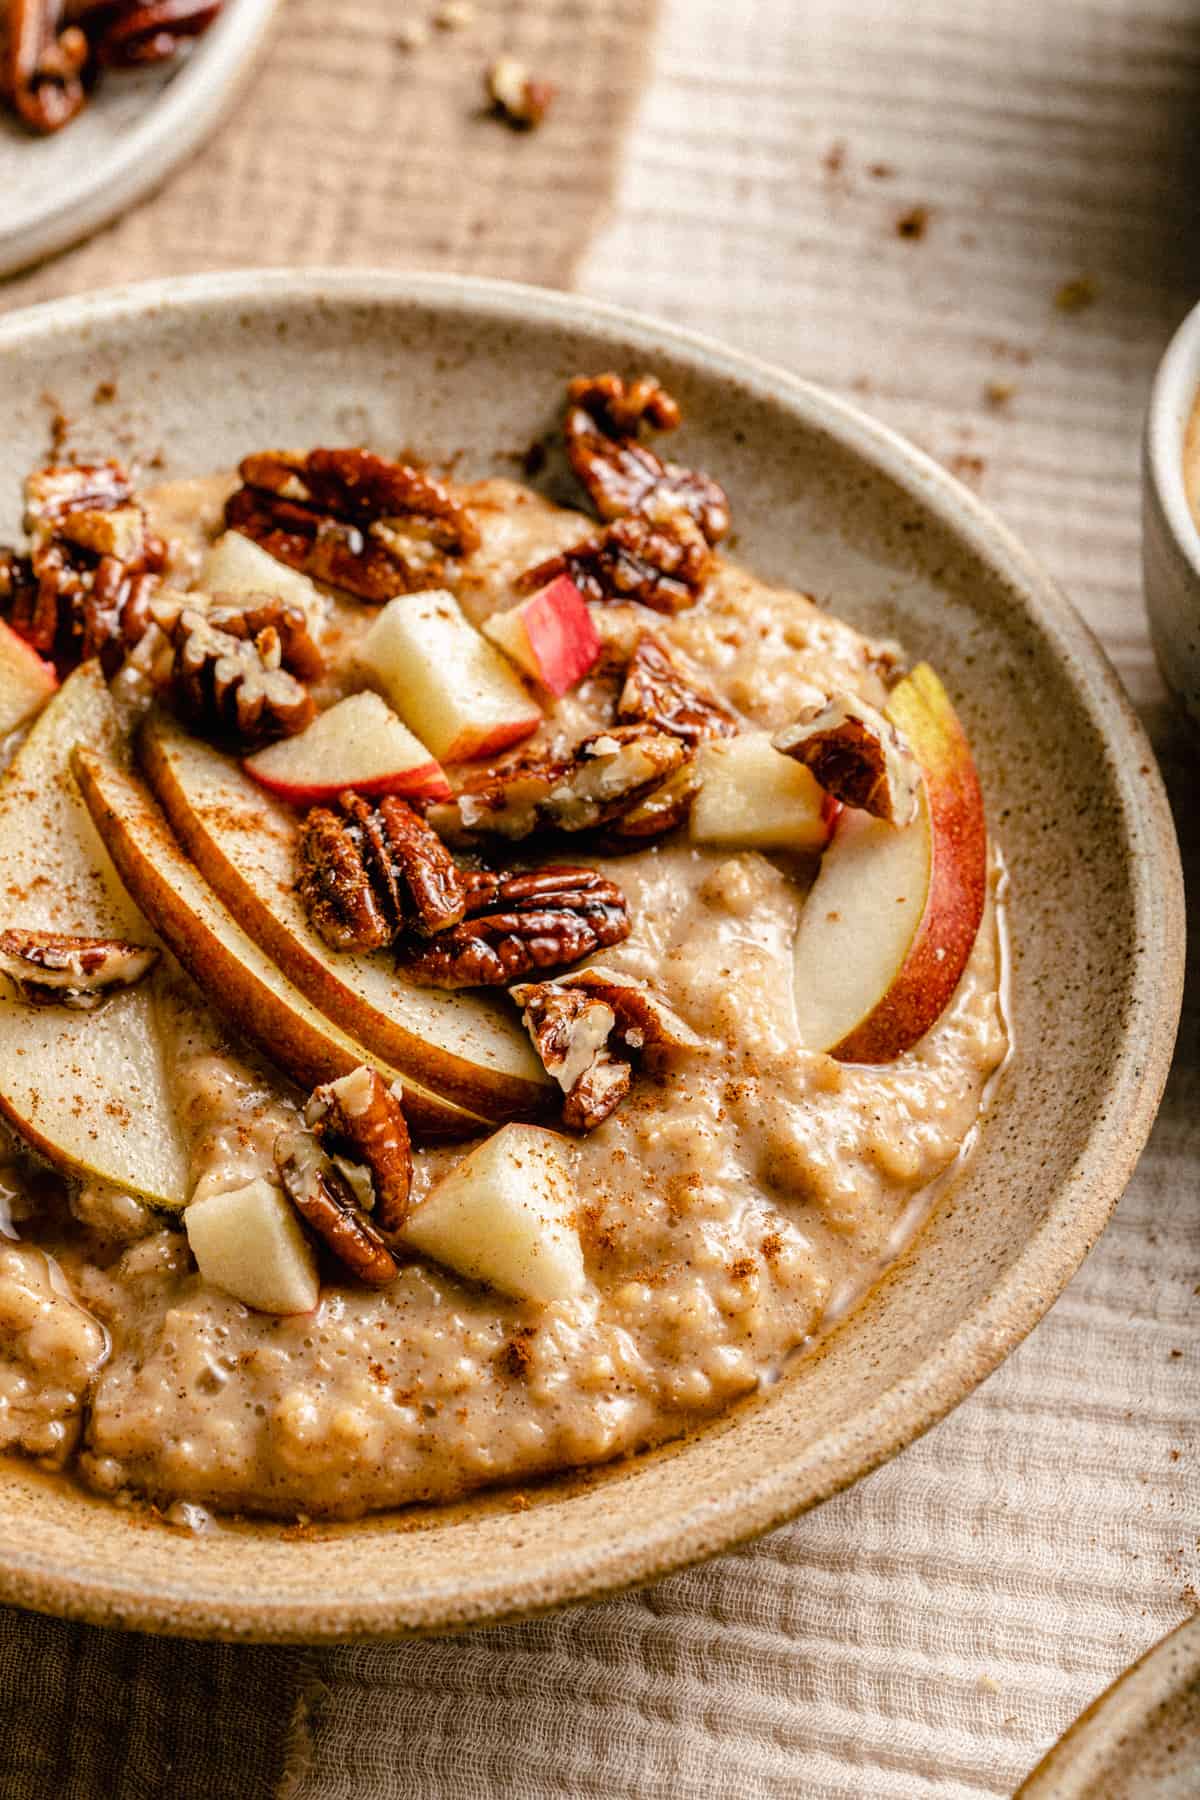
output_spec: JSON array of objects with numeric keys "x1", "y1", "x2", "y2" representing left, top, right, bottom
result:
[
  {"x1": 0, "y1": 271, "x2": 1182, "y2": 1640},
  {"x1": 0, "y1": 0, "x2": 278, "y2": 277}
]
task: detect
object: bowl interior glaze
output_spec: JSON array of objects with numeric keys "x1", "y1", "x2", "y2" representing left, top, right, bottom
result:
[{"x1": 0, "y1": 273, "x2": 1183, "y2": 1640}]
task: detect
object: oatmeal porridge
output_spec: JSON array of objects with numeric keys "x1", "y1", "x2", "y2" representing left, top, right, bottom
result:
[{"x1": 0, "y1": 374, "x2": 1007, "y2": 1521}]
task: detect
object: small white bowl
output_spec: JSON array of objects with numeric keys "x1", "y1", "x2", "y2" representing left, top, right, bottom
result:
[{"x1": 1143, "y1": 298, "x2": 1200, "y2": 731}]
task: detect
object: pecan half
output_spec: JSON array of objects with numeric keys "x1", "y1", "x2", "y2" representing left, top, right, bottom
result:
[
  {"x1": 617, "y1": 633, "x2": 737, "y2": 745},
  {"x1": 224, "y1": 448, "x2": 479, "y2": 602},
  {"x1": 0, "y1": 929, "x2": 158, "y2": 1009},
  {"x1": 517, "y1": 496, "x2": 713, "y2": 616},
  {"x1": 93, "y1": 1, "x2": 223, "y2": 69},
  {"x1": 457, "y1": 724, "x2": 688, "y2": 841},
  {"x1": 564, "y1": 372, "x2": 731, "y2": 545},
  {"x1": 162, "y1": 605, "x2": 315, "y2": 746},
  {"x1": 511, "y1": 966, "x2": 698, "y2": 1131},
  {"x1": 276, "y1": 1127, "x2": 398, "y2": 1287},
  {"x1": 485, "y1": 54, "x2": 555, "y2": 128},
  {"x1": 3, "y1": 0, "x2": 89, "y2": 134},
  {"x1": 0, "y1": 459, "x2": 166, "y2": 674},
  {"x1": 297, "y1": 792, "x2": 465, "y2": 953},
  {"x1": 397, "y1": 866, "x2": 630, "y2": 988},
  {"x1": 304, "y1": 1066, "x2": 412, "y2": 1237},
  {"x1": 773, "y1": 692, "x2": 920, "y2": 826}
]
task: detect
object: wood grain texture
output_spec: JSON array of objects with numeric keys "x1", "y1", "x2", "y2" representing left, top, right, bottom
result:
[{"x1": 0, "y1": 0, "x2": 658, "y2": 306}]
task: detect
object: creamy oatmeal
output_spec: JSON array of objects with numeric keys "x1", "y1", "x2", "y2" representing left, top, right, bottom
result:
[{"x1": 0, "y1": 376, "x2": 1007, "y2": 1521}]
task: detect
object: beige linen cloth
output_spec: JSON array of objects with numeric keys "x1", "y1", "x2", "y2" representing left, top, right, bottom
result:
[{"x1": 1, "y1": 2, "x2": 1197, "y2": 1795}]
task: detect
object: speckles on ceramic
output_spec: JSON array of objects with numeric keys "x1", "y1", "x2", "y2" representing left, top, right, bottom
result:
[
  {"x1": 1018, "y1": 1614, "x2": 1200, "y2": 1799},
  {"x1": 0, "y1": 272, "x2": 1184, "y2": 1641}
]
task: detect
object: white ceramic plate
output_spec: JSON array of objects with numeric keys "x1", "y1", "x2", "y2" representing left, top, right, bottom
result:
[{"x1": 0, "y1": 0, "x2": 278, "y2": 277}]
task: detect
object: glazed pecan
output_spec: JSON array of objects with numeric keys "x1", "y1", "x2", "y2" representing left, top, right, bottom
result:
[
  {"x1": 485, "y1": 54, "x2": 555, "y2": 128},
  {"x1": 543, "y1": 965, "x2": 702, "y2": 1055},
  {"x1": 93, "y1": 0, "x2": 223, "y2": 68},
  {"x1": 297, "y1": 792, "x2": 465, "y2": 953},
  {"x1": 511, "y1": 966, "x2": 699, "y2": 1131},
  {"x1": 773, "y1": 692, "x2": 919, "y2": 826},
  {"x1": 601, "y1": 759, "x2": 701, "y2": 843},
  {"x1": 224, "y1": 448, "x2": 479, "y2": 602},
  {"x1": 305, "y1": 1066, "x2": 412, "y2": 1237},
  {"x1": 564, "y1": 372, "x2": 731, "y2": 545},
  {"x1": 457, "y1": 724, "x2": 688, "y2": 842},
  {"x1": 276, "y1": 1127, "x2": 397, "y2": 1286},
  {"x1": 517, "y1": 496, "x2": 713, "y2": 616},
  {"x1": 162, "y1": 605, "x2": 314, "y2": 745},
  {"x1": 397, "y1": 866, "x2": 630, "y2": 988},
  {"x1": 617, "y1": 633, "x2": 737, "y2": 746},
  {"x1": 0, "y1": 459, "x2": 166, "y2": 673},
  {"x1": 203, "y1": 595, "x2": 325, "y2": 682},
  {"x1": 0, "y1": 928, "x2": 157, "y2": 1009},
  {"x1": 2, "y1": 0, "x2": 89, "y2": 133}
]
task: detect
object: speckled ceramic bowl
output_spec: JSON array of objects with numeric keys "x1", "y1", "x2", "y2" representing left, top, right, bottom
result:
[
  {"x1": 0, "y1": 273, "x2": 1184, "y2": 1641},
  {"x1": 1018, "y1": 1614, "x2": 1200, "y2": 1798}
]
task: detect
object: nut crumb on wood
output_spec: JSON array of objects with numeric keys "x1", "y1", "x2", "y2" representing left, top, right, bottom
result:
[
  {"x1": 983, "y1": 380, "x2": 1015, "y2": 409},
  {"x1": 435, "y1": 1, "x2": 475, "y2": 28},
  {"x1": 1055, "y1": 275, "x2": 1097, "y2": 313},
  {"x1": 395, "y1": 21, "x2": 430, "y2": 51},
  {"x1": 486, "y1": 56, "x2": 555, "y2": 130}
]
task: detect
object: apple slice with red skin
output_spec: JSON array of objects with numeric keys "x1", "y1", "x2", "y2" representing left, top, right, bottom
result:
[
  {"x1": 140, "y1": 712, "x2": 553, "y2": 1122},
  {"x1": 74, "y1": 745, "x2": 487, "y2": 1141},
  {"x1": 481, "y1": 576, "x2": 601, "y2": 697},
  {"x1": 0, "y1": 619, "x2": 57, "y2": 735},
  {"x1": 243, "y1": 692, "x2": 451, "y2": 805},
  {"x1": 792, "y1": 662, "x2": 987, "y2": 1062},
  {"x1": 358, "y1": 588, "x2": 542, "y2": 764}
]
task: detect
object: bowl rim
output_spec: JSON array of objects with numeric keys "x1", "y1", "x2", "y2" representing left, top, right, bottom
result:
[
  {"x1": 0, "y1": 269, "x2": 1185, "y2": 1640},
  {"x1": 1016, "y1": 1612, "x2": 1200, "y2": 1797},
  {"x1": 1146, "y1": 296, "x2": 1200, "y2": 580}
]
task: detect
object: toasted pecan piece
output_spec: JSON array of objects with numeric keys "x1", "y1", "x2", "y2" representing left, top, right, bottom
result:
[
  {"x1": 0, "y1": 929, "x2": 158, "y2": 1009},
  {"x1": 225, "y1": 448, "x2": 479, "y2": 601},
  {"x1": 517, "y1": 497, "x2": 713, "y2": 616},
  {"x1": 485, "y1": 54, "x2": 555, "y2": 128},
  {"x1": 564, "y1": 373, "x2": 730, "y2": 544},
  {"x1": 276, "y1": 1127, "x2": 398, "y2": 1286},
  {"x1": 457, "y1": 724, "x2": 688, "y2": 842},
  {"x1": 0, "y1": 458, "x2": 166, "y2": 674},
  {"x1": 511, "y1": 966, "x2": 699, "y2": 1131},
  {"x1": 305, "y1": 1066, "x2": 413, "y2": 1237},
  {"x1": 617, "y1": 633, "x2": 737, "y2": 746},
  {"x1": 773, "y1": 692, "x2": 920, "y2": 826},
  {"x1": 398, "y1": 866, "x2": 630, "y2": 988}
]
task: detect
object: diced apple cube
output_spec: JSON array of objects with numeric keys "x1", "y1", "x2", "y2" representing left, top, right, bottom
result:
[
  {"x1": 358, "y1": 589, "x2": 542, "y2": 764},
  {"x1": 0, "y1": 619, "x2": 57, "y2": 736},
  {"x1": 185, "y1": 1178, "x2": 319, "y2": 1314},
  {"x1": 481, "y1": 576, "x2": 601, "y2": 696},
  {"x1": 201, "y1": 531, "x2": 325, "y2": 621},
  {"x1": 403, "y1": 1123, "x2": 586, "y2": 1304},
  {"x1": 690, "y1": 732, "x2": 837, "y2": 850},
  {"x1": 243, "y1": 691, "x2": 451, "y2": 803}
]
